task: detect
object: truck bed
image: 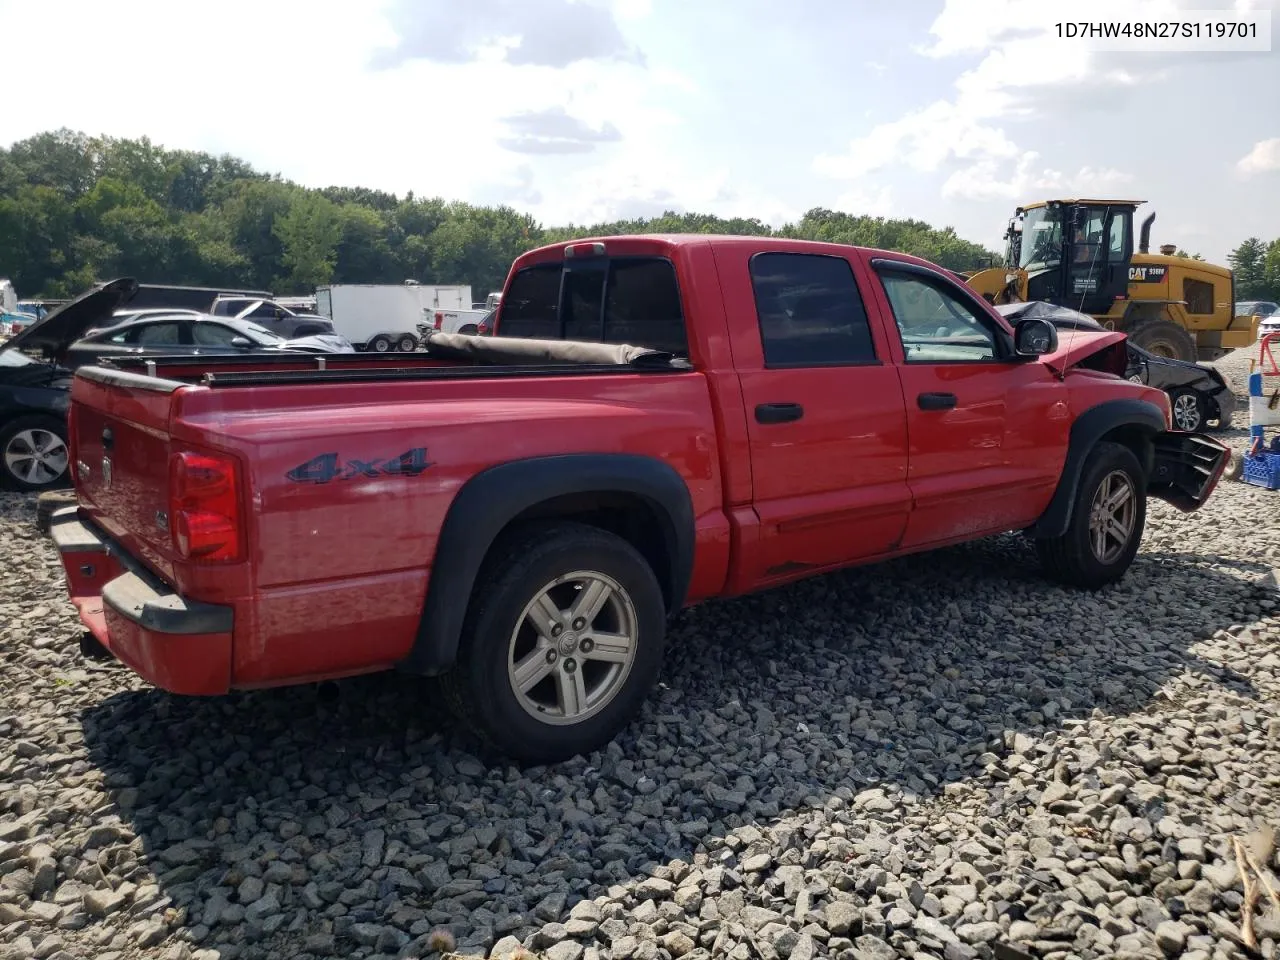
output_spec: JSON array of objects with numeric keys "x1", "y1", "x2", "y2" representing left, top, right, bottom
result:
[{"x1": 88, "y1": 331, "x2": 684, "y2": 388}]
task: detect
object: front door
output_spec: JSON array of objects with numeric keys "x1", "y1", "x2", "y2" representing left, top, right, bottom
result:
[
  {"x1": 731, "y1": 249, "x2": 912, "y2": 590},
  {"x1": 1068, "y1": 204, "x2": 1133, "y2": 315},
  {"x1": 866, "y1": 260, "x2": 1071, "y2": 549}
]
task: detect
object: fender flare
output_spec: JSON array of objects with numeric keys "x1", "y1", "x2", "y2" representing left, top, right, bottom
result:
[
  {"x1": 400, "y1": 453, "x2": 695, "y2": 675},
  {"x1": 1028, "y1": 398, "x2": 1167, "y2": 539}
]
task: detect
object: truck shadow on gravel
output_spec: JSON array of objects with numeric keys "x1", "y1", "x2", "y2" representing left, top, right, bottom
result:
[{"x1": 75, "y1": 533, "x2": 1274, "y2": 949}]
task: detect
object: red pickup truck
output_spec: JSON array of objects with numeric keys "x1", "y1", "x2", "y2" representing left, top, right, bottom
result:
[{"x1": 49, "y1": 237, "x2": 1228, "y2": 763}]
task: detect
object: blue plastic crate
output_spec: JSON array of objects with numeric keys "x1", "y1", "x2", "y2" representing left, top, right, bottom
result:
[{"x1": 1243, "y1": 451, "x2": 1280, "y2": 491}]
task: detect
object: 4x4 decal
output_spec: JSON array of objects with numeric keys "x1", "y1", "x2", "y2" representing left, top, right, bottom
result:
[{"x1": 286, "y1": 448, "x2": 433, "y2": 484}]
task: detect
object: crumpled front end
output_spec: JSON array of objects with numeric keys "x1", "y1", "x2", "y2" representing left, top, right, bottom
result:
[{"x1": 1148, "y1": 431, "x2": 1230, "y2": 512}]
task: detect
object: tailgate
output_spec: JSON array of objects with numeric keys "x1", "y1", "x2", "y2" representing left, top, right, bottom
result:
[{"x1": 70, "y1": 369, "x2": 185, "y2": 580}]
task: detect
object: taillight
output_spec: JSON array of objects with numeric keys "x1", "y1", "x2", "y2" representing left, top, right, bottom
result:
[
  {"x1": 433, "y1": 311, "x2": 443, "y2": 330},
  {"x1": 168, "y1": 451, "x2": 243, "y2": 563}
]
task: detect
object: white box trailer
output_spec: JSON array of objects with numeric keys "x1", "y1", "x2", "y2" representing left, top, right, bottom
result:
[
  {"x1": 408, "y1": 283, "x2": 473, "y2": 311},
  {"x1": 314, "y1": 282, "x2": 474, "y2": 352},
  {"x1": 314, "y1": 284, "x2": 428, "y2": 352}
]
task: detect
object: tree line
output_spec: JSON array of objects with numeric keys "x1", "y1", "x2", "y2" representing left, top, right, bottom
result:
[
  {"x1": 4, "y1": 129, "x2": 1276, "y2": 305},
  {"x1": 0, "y1": 130, "x2": 1000, "y2": 300},
  {"x1": 1229, "y1": 238, "x2": 1280, "y2": 303}
]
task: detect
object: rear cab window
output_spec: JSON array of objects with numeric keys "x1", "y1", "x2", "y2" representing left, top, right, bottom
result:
[{"x1": 497, "y1": 256, "x2": 689, "y2": 357}]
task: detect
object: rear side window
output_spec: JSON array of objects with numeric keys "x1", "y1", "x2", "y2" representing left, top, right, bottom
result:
[
  {"x1": 497, "y1": 257, "x2": 688, "y2": 356},
  {"x1": 748, "y1": 252, "x2": 877, "y2": 366}
]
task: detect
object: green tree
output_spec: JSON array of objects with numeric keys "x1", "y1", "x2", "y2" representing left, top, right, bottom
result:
[
  {"x1": 273, "y1": 192, "x2": 343, "y2": 290},
  {"x1": 1229, "y1": 237, "x2": 1270, "y2": 299}
]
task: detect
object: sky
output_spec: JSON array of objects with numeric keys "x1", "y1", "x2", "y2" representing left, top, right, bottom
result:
[{"x1": 2, "y1": 0, "x2": 1278, "y2": 264}]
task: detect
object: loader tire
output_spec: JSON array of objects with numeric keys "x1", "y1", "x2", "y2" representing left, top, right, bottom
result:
[{"x1": 1125, "y1": 318, "x2": 1197, "y2": 363}]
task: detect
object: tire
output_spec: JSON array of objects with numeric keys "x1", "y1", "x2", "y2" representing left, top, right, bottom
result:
[
  {"x1": 440, "y1": 521, "x2": 667, "y2": 765},
  {"x1": 397, "y1": 334, "x2": 417, "y2": 352},
  {"x1": 1167, "y1": 387, "x2": 1206, "y2": 432},
  {"x1": 0, "y1": 415, "x2": 71, "y2": 492},
  {"x1": 1224, "y1": 451, "x2": 1244, "y2": 482},
  {"x1": 369, "y1": 335, "x2": 393, "y2": 353},
  {"x1": 459, "y1": 325, "x2": 478, "y2": 335},
  {"x1": 1035, "y1": 441, "x2": 1147, "y2": 590},
  {"x1": 36, "y1": 489, "x2": 77, "y2": 535},
  {"x1": 1210, "y1": 395, "x2": 1233, "y2": 430},
  {"x1": 1126, "y1": 318, "x2": 1197, "y2": 362}
]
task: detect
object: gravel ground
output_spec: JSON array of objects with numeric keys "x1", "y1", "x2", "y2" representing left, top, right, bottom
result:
[{"x1": 2, "y1": 348, "x2": 1279, "y2": 960}]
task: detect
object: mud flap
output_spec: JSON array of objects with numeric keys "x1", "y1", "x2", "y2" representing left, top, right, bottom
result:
[{"x1": 1147, "y1": 431, "x2": 1230, "y2": 512}]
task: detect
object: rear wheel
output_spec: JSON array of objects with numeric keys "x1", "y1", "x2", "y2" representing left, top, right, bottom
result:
[
  {"x1": 1168, "y1": 387, "x2": 1206, "y2": 432},
  {"x1": 440, "y1": 521, "x2": 666, "y2": 764},
  {"x1": 368, "y1": 335, "x2": 393, "y2": 353},
  {"x1": 1126, "y1": 318, "x2": 1197, "y2": 362},
  {"x1": 1036, "y1": 441, "x2": 1146, "y2": 589},
  {"x1": 0, "y1": 415, "x2": 70, "y2": 492},
  {"x1": 397, "y1": 334, "x2": 417, "y2": 352}
]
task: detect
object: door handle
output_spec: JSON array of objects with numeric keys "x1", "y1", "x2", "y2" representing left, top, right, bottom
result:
[
  {"x1": 917, "y1": 392, "x2": 957, "y2": 411},
  {"x1": 755, "y1": 402, "x2": 804, "y2": 424}
]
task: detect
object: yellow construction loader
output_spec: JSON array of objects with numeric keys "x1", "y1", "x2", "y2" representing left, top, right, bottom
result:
[{"x1": 964, "y1": 199, "x2": 1258, "y2": 362}]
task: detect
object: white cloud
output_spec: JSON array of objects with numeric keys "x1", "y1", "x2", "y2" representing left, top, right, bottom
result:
[
  {"x1": 835, "y1": 186, "x2": 896, "y2": 218},
  {"x1": 0, "y1": 0, "x2": 746, "y2": 227},
  {"x1": 816, "y1": 0, "x2": 1200, "y2": 207},
  {"x1": 941, "y1": 152, "x2": 1134, "y2": 202},
  {"x1": 1237, "y1": 138, "x2": 1280, "y2": 176},
  {"x1": 814, "y1": 101, "x2": 1020, "y2": 180}
]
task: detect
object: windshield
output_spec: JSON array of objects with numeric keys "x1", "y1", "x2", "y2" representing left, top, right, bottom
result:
[{"x1": 1019, "y1": 206, "x2": 1064, "y2": 271}]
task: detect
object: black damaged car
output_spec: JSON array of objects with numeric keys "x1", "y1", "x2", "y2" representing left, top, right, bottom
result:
[
  {"x1": 995, "y1": 301, "x2": 1235, "y2": 432},
  {"x1": 0, "y1": 279, "x2": 141, "y2": 491}
]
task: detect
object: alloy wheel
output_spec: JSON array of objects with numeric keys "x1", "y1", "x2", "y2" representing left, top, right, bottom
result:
[
  {"x1": 507, "y1": 570, "x2": 639, "y2": 725},
  {"x1": 1088, "y1": 470, "x2": 1137, "y2": 565},
  {"x1": 4, "y1": 429, "x2": 68, "y2": 487}
]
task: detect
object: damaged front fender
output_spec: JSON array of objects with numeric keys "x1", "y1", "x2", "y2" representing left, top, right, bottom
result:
[{"x1": 1147, "y1": 431, "x2": 1231, "y2": 512}]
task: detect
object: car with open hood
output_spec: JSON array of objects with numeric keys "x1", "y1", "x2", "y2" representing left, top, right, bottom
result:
[
  {"x1": 995, "y1": 300, "x2": 1235, "y2": 432},
  {"x1": 0, "y1": 278, "x2": 353, "y2": 490},
  {"x1": 0, "y1": 278, "x2": 140, "y2": 490}
]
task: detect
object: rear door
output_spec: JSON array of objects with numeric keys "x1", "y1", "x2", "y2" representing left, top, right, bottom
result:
[
  {"x1": 862, "y1": 257, "x2": 1069, "y2": 549},
  {"x1": 725, "y1": 248, "x2": 911, "y2": 589}
]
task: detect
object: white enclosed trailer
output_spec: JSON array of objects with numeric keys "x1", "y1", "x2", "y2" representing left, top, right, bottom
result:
[
  {"x1": 314, "y1": 282, "x2": 475, "y2": 351},
  {"x1": 314, "y1": 284, "x2": 429, "y2": 352}
]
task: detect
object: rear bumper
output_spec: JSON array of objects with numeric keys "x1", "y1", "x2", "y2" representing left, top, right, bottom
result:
[
  {"x1": 49, "y1": 508, "x2": 233, "y2": 695},
  {"x1": 1147, "y1": 431, "x2": 1230, "y2": 512}
]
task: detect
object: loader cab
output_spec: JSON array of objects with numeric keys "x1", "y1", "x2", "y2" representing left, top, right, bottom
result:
[{"x1": 1011, "y1": 200, "x2": 1137, "y2": 315}]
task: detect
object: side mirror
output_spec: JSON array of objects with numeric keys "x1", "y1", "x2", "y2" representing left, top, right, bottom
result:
[
  {"x1": 230, "y1": 336, "x2": 253, "y2": 348},
  {"x1": 1013, "y1": 317, "x2": 1058, "y2": 358}
]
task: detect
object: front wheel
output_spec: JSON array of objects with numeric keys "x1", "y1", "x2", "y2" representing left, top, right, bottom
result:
[
  {"x1": 0, "y1": 415, "x2": 71, "y2": 492},
  {"x1": 440, "y1": 521, "x2": 667, "y2": 764},
  {"x1": 1035, "y1": 441, "x2": 1147, "y2": 589},
  {"x1": 1168, "y1": 387, "x2": 1206, "y2": 432},
  {"x1": 397, "y1": 334, "x2": 417, "y2": 352}
]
